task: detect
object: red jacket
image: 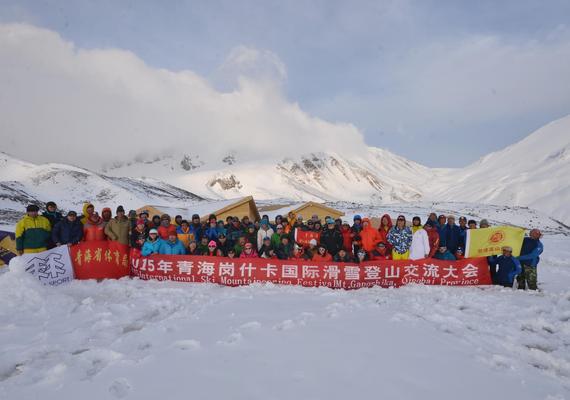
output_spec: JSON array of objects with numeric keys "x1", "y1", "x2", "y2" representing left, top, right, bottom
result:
[
  {"x1": 158, "y1": 224, "x2": 177, "y2": 240},
  {"x1": 426, "y1": 228, "x2": 440, "y2": 258},
  {"x1": 312, "y1": 253, "x2": 333, "y2": 262},
  {"x1": 83, "y1": 215, "x2": 106, "y2": 242},
  {"x1": 377, "y1": 214, "x2": 393, "y2": 251},
  {"x1": 340, "y1": 226, "x2": 353, "y2": 254}
]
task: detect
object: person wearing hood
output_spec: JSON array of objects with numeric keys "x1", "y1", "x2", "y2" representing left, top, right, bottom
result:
[
  {"x1": 409, "y1": 216, "x2": 431, "y2": 260},
  {"x1": 101, "y1": 207, "x2": 113, "y2": 225},
  {"x1": 377, "y1": 214, "x2": 393, "y2": 252},
  {"x1": 52, "y1": 211, "x2": 83, "y2": 246},
  {"x1": 424, "y1": 220, "x2": 440, "y2": 258},
  {"x1": 151, "y1": 215, "x2": 161, "y2": 229},
  {"x1": 131, "y1": 219, "x2": 149, "y2": 250},
  {"x1": 257, "y1": 220, "x2": 274, "y2": 250},
  {"x1": 360, "y1": 218, "x2": 382, "y2": 253},
  {"x1": 158, "y1": 232, "x2": 186, "y2": 255},
  {"x1": 104, "y1": 206, "x2": 130, "y2": 245},
  {"x1": 488, "y1": 246, "x2": 521, "y2": 287},
  {"x1": 176, "y1": 220, "x2": 192, "y2": 248},
  {"x1": 387, "y1": 215, "x2": 413, "y2": 260},
  {"x1": 370, "y1": 242, "x2": 391, "y2": 261},
  {"x1": 516, "y1": 229, "x2": 544, "y2": 290},
  {"x1": 312, "y1": 244, "x2": 333, "y2": 262},
  {"x1": 83, "y1": 211, "x2": 107, "y2": 241},
  {"x1": 240, "y1": 242, "x2": 259, "y2": 258},
  {"x1": 80, "y1": 203, "x2": 95, "y2": 225},
  {"x1": 351, "y1": 215, "x2": 363, "y2": 235},
  {"x1": 203, "y1": 218, "x2": 220, "y2": 242},
  {"x1": 42, "y1": 201, "x2": 63, "y2": 228},
  {"x1": 321, "y1": 217, "x2": 343, "y2": 256},
  {"x1": 141, "y1": 229, "x2": 163, "y2": 256},
  {"x1": 340, "y1": 223, "x2": 353, "y2": 254},
  {"x1": 15, "y1": 204, "x2": 52, "y2": 255}
]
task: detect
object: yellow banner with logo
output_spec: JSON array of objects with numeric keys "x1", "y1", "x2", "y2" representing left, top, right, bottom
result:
[{"x1": 465, "y1": 226, "x2": 525, "y2": 258}]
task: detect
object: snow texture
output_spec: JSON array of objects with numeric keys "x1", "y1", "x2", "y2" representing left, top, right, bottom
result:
[{"x1": 1, "y1": 205, "x2": 569, "y2": 400}]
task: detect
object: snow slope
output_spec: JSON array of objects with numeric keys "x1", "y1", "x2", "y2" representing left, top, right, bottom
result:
[
  {"x1": 432, "y1": 115, "x2": 570, "y2": 226},
  {"x1": 102, "y1": 115, "x2": 570, "y2": 224},
  {"x1": 0, "y1": 153, "x2": 203, "y2": 223},
  {"x1": 1, "y1": 228, "x2": 569, "y2": 400}
]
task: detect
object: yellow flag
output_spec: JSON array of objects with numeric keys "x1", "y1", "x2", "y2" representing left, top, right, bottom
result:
[{"x1": 465, "y1": 226, "x2": 526, "y2": 258}]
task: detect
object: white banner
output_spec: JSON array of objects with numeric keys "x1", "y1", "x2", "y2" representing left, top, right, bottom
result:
[{"x1": 20, "y1": 245, "x2": 75, "y2": 286}]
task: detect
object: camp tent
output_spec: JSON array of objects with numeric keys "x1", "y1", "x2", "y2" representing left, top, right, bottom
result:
[
  {"x1": 201, "y1": 196, "x2": 260, "y2": 222},
  {"x1": 261, "y1": 201, "x2": 345, "y2": 223},
  {"x1": 135, "y1": 205, "x2": 192, "y2": 220}
]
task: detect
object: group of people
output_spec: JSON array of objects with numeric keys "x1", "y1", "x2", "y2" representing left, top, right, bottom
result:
[{"x1": 14, "y1": 201, "x2": 543, "y2": 290}]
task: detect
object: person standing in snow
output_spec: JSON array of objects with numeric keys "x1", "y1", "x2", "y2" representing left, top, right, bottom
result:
[
  {"x1": 104, "y1": 206, "x2": 130, "y2": 245},
  {"x1": 42, "y1": 201, "x2": 63, "y2": 249},
  {"x1": 440, "y1": 215, "x2": 463, "y2": 255},
  {"x1": 423, "y1": 220, "x2": 440, "y2": 258},
  {"x1": 360, "y1": 217, "x2": 382, "y2": 253},
  {"x1": 516, "y1": 229, "x2": 544, "y2": 290},
  {"x1": 80, "y1": 203, "x2": 96, "y2": 225},
  {"x1": 158, "y1": 232, "x2": 187, "y2": 255},
  {"x1": 15, "y1": 204, "x2": 51, "y2": 255},
  {"x1": 321, "y1": 217, "x2": 344, "y2": 256},
  {"x1": 488, "y1": 246, "x2": 521, "y2": 287},
  {"x1": 387, "y1": 215, "x2": 413, "y2": 260},
  {"x1": 257, "y1": 220, "x2": 274, "y2": 251},
  {"x1": 409, "y1": 216, "x2": 430, "y2": 260},
  {"x1": 83, "y1": 211, "x2": 107, "y2": 242},
  {"x1": 377, "y1": 214, "x2": 393, "y2": 253},
  {"x1": 52, "y1": 211, "x2": 83, "y2": 246}
]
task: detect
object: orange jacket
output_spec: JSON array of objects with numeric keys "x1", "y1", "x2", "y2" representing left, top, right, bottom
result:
[
  {"x1": 312, "y1": 253, "x2": 333, "y2": 262},
  {"x1": 361, "y1": 218, "x2": 382, "y2": 252}
]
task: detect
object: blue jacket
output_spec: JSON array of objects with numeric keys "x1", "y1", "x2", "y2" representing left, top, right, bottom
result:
[
  {"x1": 434, "y1": 250, "x2": 456, "y2": 260},
  {"x1": 518, "y1": 238, "x2": 543, "y2": 268},
  {"x1": 387, "y1": 226, "x2": 413, "y2": 254},
  {"x1": 189, "y1": 224, "x2": 202, "y2": 242},
  {"x1": 158, "y1": 239, "x2": 187, "y2": 255},
  {"x1": 142, "y1": 238, "x2": 164, "y2": 256},
  {"x1": 52, "y1": 218, "x2": 83, "y2": 245},
  {"x1": 204, "y1": 226, "x2": 220, "y2": 241},
  {"x1": 440, "y1": 224, "x2": 463, "y2": 254},
  {"x1": 488, "y1": 255, "x2": 521, "y2": 286}
]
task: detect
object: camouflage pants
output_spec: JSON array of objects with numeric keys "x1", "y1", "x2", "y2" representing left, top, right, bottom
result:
[{"x1": 517, "y1": 264, "x2": 537, "y2": 290}]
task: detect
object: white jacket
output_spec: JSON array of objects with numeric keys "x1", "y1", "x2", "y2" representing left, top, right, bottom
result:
[
  {"x1": 409, "y1": 228, "x2": 430, "y2": 260},
  {"x1": 257, "y1": 227, "x2": 275, "y2": 250}
]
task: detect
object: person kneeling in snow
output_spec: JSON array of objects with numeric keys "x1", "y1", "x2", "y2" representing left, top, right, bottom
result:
[
  {"x1": 434, "y1": 246, "x2": 455, "y2": 261},
  {"x1": 487, "y1": 246, "x2": 521, "y2": 287},
  {"x1": 158, "y1": 232, "x2": 187, "y2": 255}
]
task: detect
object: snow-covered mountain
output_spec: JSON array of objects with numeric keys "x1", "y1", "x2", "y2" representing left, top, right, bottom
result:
[
  {"x1": 102, "y1": 115, "x2": 570, "y2": 224},
  {"x1": 0, "y1": 153, "x2": 203, "y2": 223},
  {"x1": 2, "y1": 115, "x2": 569, "y2": 224},
  {"x1": 431, "y1": 115, "x2": 570, "y2": 225},
  {"x1": 104, "y1": 148, "x2": 433, "y2": 203}
]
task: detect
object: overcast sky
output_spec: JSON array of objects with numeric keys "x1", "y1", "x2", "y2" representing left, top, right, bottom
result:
[{"x1": 1, "y1": 0, "x2": 569, "y2": 168}]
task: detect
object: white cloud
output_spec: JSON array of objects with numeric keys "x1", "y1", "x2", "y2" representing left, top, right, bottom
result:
[{"x1": 0, "y1": 23, "x2": 366, "y2": 169}]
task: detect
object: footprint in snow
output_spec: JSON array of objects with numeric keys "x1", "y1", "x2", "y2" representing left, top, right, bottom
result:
[
  {"x1": 109, "y1": 378, "x2": 132, "y2": 399},
  {"x1": 173, "y1": 340, "x2": 201, "y2": 351}
]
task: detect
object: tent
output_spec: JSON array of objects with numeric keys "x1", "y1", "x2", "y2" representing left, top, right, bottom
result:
[
  {"x1": 261, "y1": 201, "x2": 345, "y2": 223},
  {"x1": 202, "y1": 196, "x2": 260, "y2": 222}
]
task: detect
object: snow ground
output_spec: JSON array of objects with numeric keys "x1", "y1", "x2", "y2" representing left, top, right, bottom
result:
[{"x1": 0, "y1": 234, "x2": 569, "y2": 400}]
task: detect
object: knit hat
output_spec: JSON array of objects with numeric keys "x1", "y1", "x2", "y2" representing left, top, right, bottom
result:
[
  {"x1": 208, "y1": 240, "x2": 217, "y2": 247},
  {"x1": 116, "y1": 205, "x2": 125, "y2": 213},
  {"x1": 26, "y1": 204, "x2": 39, "y2": 212},
  {"x1": 149, "y1": 228, "x2": 158, "y2": 234},
  {"x1": 67, "y1": 210, "x2": 77, "y2": 217},
  {"x1": 353, "y1": 215, "x2": 362, "y2": 221},
  {"x1": 46, "y1": 201, "x2": 57, "y2": 208},
  {"x1": 136, "y1": 219, "x2": 146, "y2": 226},
  {"x1": 192, "y1": 214, "x2": 200, "y2": 219}
]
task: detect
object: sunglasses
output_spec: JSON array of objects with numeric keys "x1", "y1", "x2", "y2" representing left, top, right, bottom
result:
[
  {"x1": 208, "y1": 245, "x2": 216, "y2": 248},
  {"x1": 397, "y1": 218, "x2": 405, "y2": 221}
]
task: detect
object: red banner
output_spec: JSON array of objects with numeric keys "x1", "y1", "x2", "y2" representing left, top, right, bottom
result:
[
  {"x1": 131, "y1": 254, "x2": 491, "y2": 289},
  {"x1": 294, "y1": 229, "x2": 321, "y2": 247},
  {"x1": 70, "y1": 241, "x2": 130, "y2": 279}
]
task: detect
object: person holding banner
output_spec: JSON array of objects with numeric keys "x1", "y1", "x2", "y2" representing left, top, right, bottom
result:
[
  {"x1": 487, "y1": 246, "x2": 522, "y2": 287},
  {"x1": 52, "y1": 211, "x2": 83, "y2": 246},
  {"x1": 387, "y1": 215, "x2": 412, "y2": 260},
  {"x1": 440, "y1": 215, "x2": 464, "y2": 255},
  {"x1": 312, "y1": 244, "x2": 333, "y2": 262},
  {"x1": 517, "y1": 229, "x2": 544, "y2": 290},
  {"x1": 158, "y1": 233, "x2": 187, "y2": 255},
  {"x1": 15, "y1": 204, "x2": 52, "y2": 255},
  {"x1": 105, "y1": 206, "x2": 130, "y2": 245}
]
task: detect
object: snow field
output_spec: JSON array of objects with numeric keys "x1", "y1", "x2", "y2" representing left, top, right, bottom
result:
[{"x1": 1, "y1": 236, "x2": 569, "y2": 400}]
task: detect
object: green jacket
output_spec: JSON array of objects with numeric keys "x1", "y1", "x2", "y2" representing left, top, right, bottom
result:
[{"x1": 15, "y1": 214, "x2": 51, "y2": 252}]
